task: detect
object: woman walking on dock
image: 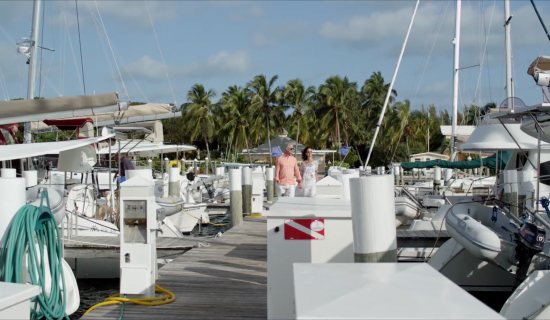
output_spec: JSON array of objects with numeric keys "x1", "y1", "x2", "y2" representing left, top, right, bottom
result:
[{"x1": 297, "y1": 146, "x2": 318, "y2": 197}]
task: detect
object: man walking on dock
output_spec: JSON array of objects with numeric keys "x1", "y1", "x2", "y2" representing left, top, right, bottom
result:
[{"x1": 274, "y1": 143, "x2": 302, "y2": 197}]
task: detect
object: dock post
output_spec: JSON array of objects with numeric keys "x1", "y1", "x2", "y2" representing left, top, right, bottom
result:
[
  {"x1": 444, "y1": 169, "x2": 453, "y2": 186},
  {"x1": 399, "y1": 167, "x2": 403, "y2": 185},
  {"x1": 434, "y1": 167, "x2": 441, "y2": 193},
  {"x1": 169, "y1": 167, "x2": 180, "y2": 197},
  {"x1": 349, "y1": 175, "x2": 397, "y2": 262},
  {"x1": 164, "y1": 158, "x2": 169, "y2": 175},
  {"x1": 393, "y1": 166, "x2": 399, "y2": 185},
  {"x1": 229, "y1": 168, "x2": 243, "y2": 227},
  {"x1": 242, "y1": 167, "x2": 252, "y2": 215},
  {"x1": 266, "y1": 167, "x2": 274, "y2": 203}
]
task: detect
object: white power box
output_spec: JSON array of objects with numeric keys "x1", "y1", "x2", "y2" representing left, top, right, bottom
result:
[
  {"x1": 119, "y1": 176, "x2": 164, "y2": 298},
  {"x1": 265, "y1": 197, "x2": 354, "y2": 320}
]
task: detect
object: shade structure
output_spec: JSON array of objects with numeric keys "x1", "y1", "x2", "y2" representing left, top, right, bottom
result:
[
  {"x1": 0, "y1": 134, "x2": 114, "y2": 161},
  {"x1": 0, "y1": 93, "x2": 123, "y2": 125}
]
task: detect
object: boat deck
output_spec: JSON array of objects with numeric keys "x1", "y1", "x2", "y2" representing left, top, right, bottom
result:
[{"x1": 82, "y1": 216, "x2": 268, "y2": 319}]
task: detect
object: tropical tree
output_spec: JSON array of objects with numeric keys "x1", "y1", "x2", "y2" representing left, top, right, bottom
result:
[
  {"x1": 317, "y1": 76, "x2": 360, "y2": 157},
  {"x1": 391, "y1": 99, "x2": 411, "y2": 159},
  {"x1": 362, "y1": 71, "x2": 397, "y2": 122},
  {"x1": 247, "y1": 75, "x2": 281, "y2": 165},
  {"x1": 220, "y1": 86, "x2": 254, "y2": 163},
  {"x1": 284, "y1": 79, "x2": 316, "y2": 155},
  {"x1": 182, "y1": 84, "x2": 216, "y2": 172}
]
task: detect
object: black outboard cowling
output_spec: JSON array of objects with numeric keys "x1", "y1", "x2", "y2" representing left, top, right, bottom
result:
[
  {"x1": 513, "y1": 220, "x2": 546, "y2": 289},
  {"x1": 519, "y1": 222, "x2": 546, "y2": 251}
]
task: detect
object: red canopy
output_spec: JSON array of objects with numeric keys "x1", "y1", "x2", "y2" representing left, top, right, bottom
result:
[{"x1": 43, "y1": 118, "x2": 94, "y2": 131}]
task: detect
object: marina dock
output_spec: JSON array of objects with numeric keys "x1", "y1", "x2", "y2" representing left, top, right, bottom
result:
[{"x1": 82, "y1": 216, "x2": 268, "y2": 319}]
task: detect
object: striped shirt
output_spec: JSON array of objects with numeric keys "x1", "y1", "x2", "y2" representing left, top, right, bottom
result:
[{"x1": 275, "y1": 153, "x2": 302, "y2": 185}]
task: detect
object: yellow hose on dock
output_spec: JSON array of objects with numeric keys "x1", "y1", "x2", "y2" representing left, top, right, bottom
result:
[{"x1": 82, "y1": 284, "x2": 175, "y2": 317}]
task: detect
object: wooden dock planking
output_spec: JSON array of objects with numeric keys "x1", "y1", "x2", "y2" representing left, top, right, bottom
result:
[{"x1": 83, "y1": 217, "x2": 267, "y2": 320}]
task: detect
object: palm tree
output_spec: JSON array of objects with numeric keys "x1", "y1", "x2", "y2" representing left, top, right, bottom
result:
[
  {"x1": 317, "y1": 76, "x2": 360, "y2": 158},
  {"x1": 247, "y1": 75, "x2": 281, "y2": 165},
  {"x1": 362, "y1": 71, "x2": 397, "y2": 122},
  {"x1": 183, "y1": 84, "x2": 216, "y2": 173},
  {"x1": 220, "y1": 86, "x2": 254, "y2": 163},
  {"x1": 285, "y1": 79, "x2": 315, "y2": 156},
  {"x1": 389, "y1": 99, "x2": 411, "y2": 159}
]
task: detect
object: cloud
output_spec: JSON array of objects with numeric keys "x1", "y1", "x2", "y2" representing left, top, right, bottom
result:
[
  {"x1": 0, "y1": 1, "x2": 32, "y2": 28},
  {"x1": 208, "y1": 1, "x2": 249, "y2": 8},
  {"x1": 126, "y1": 50, "x2": 250, "y2": 81},
  {"x1": 231, "y1": 6, "x2": 265, "y2": 22},
  {"x1": 252, "y1": 21, "x2": 311, "y2": 48},
  {"x1": 319, "y1": 2, "x2": 546, "y2": 59},
  {"x1": 50, "y1": 1, "x2": 179, "y2": 29}
]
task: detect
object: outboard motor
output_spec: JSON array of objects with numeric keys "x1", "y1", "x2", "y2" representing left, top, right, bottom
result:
[
  {"x1": 513, "y1": 217, "x2": 546, "y2": 289},
  {"x1": 204, "y1": 183, "x2": 216, "y2": 199}
]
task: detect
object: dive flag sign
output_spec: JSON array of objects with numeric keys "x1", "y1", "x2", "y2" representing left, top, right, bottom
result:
[{"x1": 284, "y1": 219, "x2": 325, "y2": 240}]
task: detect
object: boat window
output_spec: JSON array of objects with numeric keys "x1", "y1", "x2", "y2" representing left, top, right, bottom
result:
[
  {"x1": 516, "y1": 152, "x2": 528, "y2": 169},
  {"x1": 414, "y1": 158, "x2": 421, "y2": 162},
  {"x1": 426, "y1": 158, "x2": 431, "y2": 161},
  {"x1": 539, "y1": 160, "x2": 550, "y2": 186}
]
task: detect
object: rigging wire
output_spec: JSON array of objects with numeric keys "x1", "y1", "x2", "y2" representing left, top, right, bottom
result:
[
  {"x1": 473, "y1": 0, "x2": 497, "y2": 118},
  {"x1": 85, "y1": 2, "x2": 122, "y2": 97},
  {"x1": 37, "y1": 68, "x2": 63, "y2": 97},
  {"x1": 39, "y1": 0, "x2": 56, "y2": 96},
  {"x1": 0, "y1": 24, "x2": 23, "y2": 98},
  {"x1": 86, "y1": 2, "x2": 149, "y2": 102},
  {"x1": 93, "y1": 0, "x2": 130, "y2": 101},
  {"x1": 145, "y1": 1, "x2": 177, "y2": 107},
  {"x1": 75, "y1": 0, "x2": 86, "y2": 95},
  {"x1": 62, "y1": 6, "x2": 84, "y2": 95},
  {"x1": 87, "y1": 2, "x2": 149, "y2": 102},
  {"x1": 389, "y1": 0, "x2": 450, "y2": 164}
]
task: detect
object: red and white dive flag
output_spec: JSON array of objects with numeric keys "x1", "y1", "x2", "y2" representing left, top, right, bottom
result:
[{"x1": 284, "y1": 219, "x2": 325, "y2": 240}]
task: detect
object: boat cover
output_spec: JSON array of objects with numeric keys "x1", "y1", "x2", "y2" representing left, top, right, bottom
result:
[{"x1": 401, "y1": 151, "x2": 512, "y2": 171}]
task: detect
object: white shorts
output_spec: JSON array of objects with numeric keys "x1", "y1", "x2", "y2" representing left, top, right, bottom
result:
[{"x1": 278, "y1": 184, "x2": 296, "y2": 197}]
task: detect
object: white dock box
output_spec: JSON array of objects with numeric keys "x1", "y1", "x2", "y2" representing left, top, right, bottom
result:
[
  {"x1": 0, "y1": 282, "x2": 40, "y2": 320},
  {"x1": 315, "y1": 176, "x2": 342, "y2": 199},
  {"x1": 265, "y1": 197, "x2": 353, "y2": 320},
  {"x1": 293, "y1": 263, "x2": 505, "y2": 319}
]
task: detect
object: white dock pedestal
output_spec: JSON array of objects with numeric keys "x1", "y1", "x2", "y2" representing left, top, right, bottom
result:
[
  {"x1": 0, "y1": 282, "x2": 40, "y2": 320},
  {"x1": 292, "y1": 263, "x2": 505, "y2": 319},
  {"x1": 265, "y1": 197, "x2": 353, "y2": 320}
]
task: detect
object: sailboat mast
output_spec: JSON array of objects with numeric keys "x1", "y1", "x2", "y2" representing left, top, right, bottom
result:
[
  {"x1": 450, "y1": 0, "x2": 461, "y2": 162},
  {"x1": 504, "y1": 0, "x2": 513, "y2": 105},
  {"x1": 24, "y1": 0, "x2": 43, "y2": 144}
]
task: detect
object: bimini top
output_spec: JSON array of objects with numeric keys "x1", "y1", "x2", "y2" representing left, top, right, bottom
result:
[
  {"x1": 0, "y1": 93, "x2": 123, "y2": 125},
  {"x1": 96, "y1": 141, "x2": 196, "y2": 155},
  {"x1": 0, "y1": 134, "x2": 114, "y2": 161}
]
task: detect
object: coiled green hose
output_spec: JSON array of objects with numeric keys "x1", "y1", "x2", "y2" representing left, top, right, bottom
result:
[{"x1": 0, "y1": 191, "x2": 68, "y2": 320}]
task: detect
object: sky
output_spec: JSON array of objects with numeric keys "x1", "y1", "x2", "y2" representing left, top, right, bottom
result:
[{"x1": 1, "y1": 0, "x2": 550, "y2": 115}]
